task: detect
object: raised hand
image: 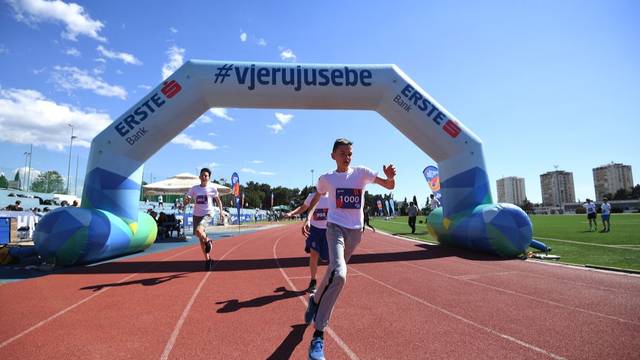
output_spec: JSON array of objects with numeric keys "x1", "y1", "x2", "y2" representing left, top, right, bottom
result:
[{"x1": 383, "y1": 164, "x2": 396, "y2": 179}]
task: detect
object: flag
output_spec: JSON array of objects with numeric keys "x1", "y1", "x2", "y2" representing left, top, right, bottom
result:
[
  {"x1": 423, "y1": 165, "x2": 442, "y2": 200},
  {"x1": 270, "y1": 192, "x2": 274, "y2": 209},
  {"x1": 231, "y1": 172, "x2": 241, "y2": 223}
]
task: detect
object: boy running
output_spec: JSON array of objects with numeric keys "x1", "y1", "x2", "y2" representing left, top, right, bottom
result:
[
  {"x1": 285, "y1": 189, "x2": 330, "y2": 293},
  {"x1": 184, "y1": 168, "x2": 224, "y2": 270},
  {"x1": 303, "y1": 138, "x2": 396, "y2": 360}
]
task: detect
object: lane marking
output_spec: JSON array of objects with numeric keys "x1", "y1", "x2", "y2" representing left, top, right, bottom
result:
[
  {"x1": 536, "y1": 237, "x2": 640, "y2": 251},
  {"x1": 160, "y1": 240, "x2": 249, "y2": 360},
  {"x1": 0, "y1": 246, "x2": 197, "y2": 349},
  {"x1": 348, "y1": 266, "x2": 566, "y2": 360},
  {"x1": 273, "y1": 230, "x2": 360, "y2": 360}
]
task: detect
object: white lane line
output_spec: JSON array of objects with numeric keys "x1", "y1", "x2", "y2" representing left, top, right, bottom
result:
[
  {"x1": 160, "y1": 240, "x2": 248, "y2": 360},
  {"x1": 273, "y1": 233, "x2": 360, "y2": 360},
  {"x1": 536, "y1": 236, "x2": 640, "y2": 251},
  {"x1": 0, "y1": 246, "x2": 197, "y2": 349},
  {"x1": 348, "y1": 266, "x2": 566, "y2": 360},
  {"x1": 369, "y1": 250, "x2": 640, "y2": 326}
]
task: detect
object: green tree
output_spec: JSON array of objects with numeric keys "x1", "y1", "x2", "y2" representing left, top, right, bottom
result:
[
  {"x1": 0, "y1": 174, "x2": 8, "y2": 189},
  {"x1": 31, "y1": 171, "x2": 65, "y2": 193}
]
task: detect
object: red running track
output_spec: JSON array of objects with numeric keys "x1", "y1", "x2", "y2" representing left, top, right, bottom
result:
[{"x1": 1, "y1": 224, "x2": 639, "y2": 359}]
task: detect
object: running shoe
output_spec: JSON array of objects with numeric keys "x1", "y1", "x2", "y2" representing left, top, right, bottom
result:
[
  {"x1": 308, "y1": 336, "x2": 325, "y2": 360},
  {"x1": 307, "y1": 279, "x2": 317, "y2": 293}
]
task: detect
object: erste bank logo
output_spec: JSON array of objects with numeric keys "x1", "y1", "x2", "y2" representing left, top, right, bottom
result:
[
  {"x1": 396, "y1": 84, "x2": 461, "y2": 138},
  {"x1": 114, "y1": 80, "x2": 183, "y2": 145},
  {"x1": 213, "y1": 63, "x2": 373, "y2": 91}
]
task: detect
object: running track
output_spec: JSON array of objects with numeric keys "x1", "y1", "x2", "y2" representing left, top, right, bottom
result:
[{"x1": 1, "y1": 225, "x2": 639, "y2": 359}]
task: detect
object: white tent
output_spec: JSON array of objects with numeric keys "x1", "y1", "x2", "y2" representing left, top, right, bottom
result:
[{"x1": 143, "y1": 173, "x2": 231, "y2": 196}]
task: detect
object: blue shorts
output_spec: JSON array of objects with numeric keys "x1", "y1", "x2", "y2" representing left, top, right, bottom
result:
[
  {"x1": 602, "y1": 214, "x2": 610, "y2": 221},
  {"x1": 305, "y1": 225, "x2": 329, "y2": 261}
]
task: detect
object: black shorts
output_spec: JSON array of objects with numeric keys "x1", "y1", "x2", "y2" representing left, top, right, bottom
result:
[{"x1": 587, "y1": 212, "x2": 596, "y2": 220}]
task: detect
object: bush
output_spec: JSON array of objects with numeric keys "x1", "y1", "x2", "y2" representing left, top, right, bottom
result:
[{"x1": 575, "y1": 207, "x2": 586, "y2": 214}]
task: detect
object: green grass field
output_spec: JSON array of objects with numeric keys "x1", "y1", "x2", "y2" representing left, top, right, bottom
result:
[{"x1": 369, "y1": 213, "x2": 640, "y2": 271}]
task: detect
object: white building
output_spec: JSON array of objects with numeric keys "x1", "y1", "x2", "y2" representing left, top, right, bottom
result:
[
  {"x1": 497, "y1": 176, "x2": 526, "y2": 206},
  {"x1": 593, "y1": 162, "x2": 633, "y2": 201}
]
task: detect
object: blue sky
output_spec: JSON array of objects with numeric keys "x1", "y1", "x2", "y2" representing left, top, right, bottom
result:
[{"x1": 0, "y1": 0, "x2": 638, "y2": 206}]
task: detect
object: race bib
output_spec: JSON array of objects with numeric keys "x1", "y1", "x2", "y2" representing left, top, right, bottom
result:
[
  {"x1": 313, "y1": 208, "x2": 328, "y2": 221},
  {"x1": 196, "y1": 195, "x2": 208, "y2": 204},
  {"x1": 336, "y1": 188, "x2": 362, "y2": 209}
]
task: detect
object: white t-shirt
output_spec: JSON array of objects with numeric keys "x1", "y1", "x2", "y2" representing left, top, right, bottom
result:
[
  {"x1": 429, "y1": 197, "x2": 441, "y2": 210},
  {"x1": 187, "y1": 184, "x2": 220, "y2": 217},
  {"x1": 601, "y1": 203, "x2": 611, "y2": 215},
  {"x1": 304, "y1": 192, "x2": 329, "y2": 229},
  {"x1": 583, "y1": 202, "x2": 596, "y2": 214},
  {"x1": 317, "y1": 166, "x2": 377, "y2": 229},
  {"x1": 158, "y1": 195, "x2": 163, "y2": 202}
]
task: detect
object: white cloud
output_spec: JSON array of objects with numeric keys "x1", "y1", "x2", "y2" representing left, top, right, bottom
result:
[
  {"x1": 251, "y1": 160, "x2": 264, "y2": 164},
  {"x1": 13, "y1": 167, "x2": 42, "y2": 183},
  {"x1": 240, "y1": 32, "x2": 247, "y2": 42},
  {"x1": 275, "y1": 112, "x2": 293, "y2": 124},
  {"x1": 169, "y1": 27, "x2": 178, "y2": 33},
  {"x1": 208, "y1": 132, "x2": 216, "y2": 136},
  {"x1": 161, "y1": 45, "x2": 185, "y2": 80},
  {"x1": 96, "y1": 45, "x2": 142, "y2": 65},
  {"x1": 209, "y1": 108, "x2": 234, "y2": 121},
  {"x1": 267, "y1": 123, "x2": 283, "y2": 134},
  {"x1": 241, "y1": 167, "x2": 256, "y2": 174},
  {"x1": 259, "y1": 171, "x2": 275, "y2": 176},
  {"x1": 280, "y1": 48, "x2": 297, "y2": 62},
  {"x1": 137, "y1": 84, "x2": 152, "y2": 90},
  {"x1": 0, "y1": 44, "x2": 9, "y2": 54},
  {"x1": 170, "y1": 133, "x2": 217, "y2": 150},
  {"x1": 267, "y1": 112, "x2": 293, "y2": 134},
  {"x1": 51, "y1": 65, "x2": 127, "y2": 99},
  {"x1": 65, "y1": 47, "x2": 80, "y2": 57},
  {"x1": 94, "y1": 58, "x2": 106, "y2": 63},
  {"x1": 206, "y1": 162, "x2": 220, "y2": 168},
  {"x1": 0, "y1": 87, "x2": 111, "y2": 150},
  {"x1": 257, "y1": 38, "x2": 267, "y2": 46},
  {"x1": 32, "y1": 67, "x2": 46, "y2": 74},
  {"x1": 8, "y1": 0, "x2": 106, "y2": 42},
  {"x1": 198, "y1": 115, "x2": 212, "y2": 124}
]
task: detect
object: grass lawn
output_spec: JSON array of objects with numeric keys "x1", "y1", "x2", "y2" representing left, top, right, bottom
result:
[{"x1": 370, "y1": 213, "x2": 640, "y2": 271}]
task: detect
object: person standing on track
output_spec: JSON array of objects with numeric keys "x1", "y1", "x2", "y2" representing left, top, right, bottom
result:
[
  {"x1": 302, "y1": 138, "x2": 396, "y2": 360},
  {"x1": 184, "y1": 168, "x2": 224, "y2": 271},
  {"x1": 363, "y1": 205, "x2": 375, "y2": 232},
  {"x1": 285, "y1": 189, "x2": 330, "y2": 293}
]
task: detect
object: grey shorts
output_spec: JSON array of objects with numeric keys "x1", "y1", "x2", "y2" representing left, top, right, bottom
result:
[{"x1": 193, "y1": 214, "x2": 213, "y2": 235}]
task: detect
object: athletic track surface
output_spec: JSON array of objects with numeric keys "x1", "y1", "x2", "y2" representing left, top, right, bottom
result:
[{"x1": 1, "y1": 224, "x2": 639, "y2": 359}]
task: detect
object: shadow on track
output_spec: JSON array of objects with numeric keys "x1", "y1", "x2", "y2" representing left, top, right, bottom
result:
[
  {"x1": 9, "y1": 244, "x2": 510, "y2": 276},
  {"x1": 216, "y1": 286, "x2": 306, "y2": 313},
  {"x1": 266, "y1": 324, "x2": 308, "y2": 360},
  {"x1": 80, "y1": 272, "x2": 190, "y2": 292}
]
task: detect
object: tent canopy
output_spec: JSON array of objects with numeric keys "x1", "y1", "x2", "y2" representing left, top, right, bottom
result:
[{"x1": 143, "y1": 173, "x2": 231, "y2": 196}]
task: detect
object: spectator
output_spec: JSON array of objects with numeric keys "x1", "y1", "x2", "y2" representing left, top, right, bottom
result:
[{"x1": 407, "y1": 202, "x2": 418, "y2": 234}]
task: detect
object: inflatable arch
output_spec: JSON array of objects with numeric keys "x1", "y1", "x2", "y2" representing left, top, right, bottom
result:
[{"x1": 34, "y1": 61, "x2": 533, "y2": 265}]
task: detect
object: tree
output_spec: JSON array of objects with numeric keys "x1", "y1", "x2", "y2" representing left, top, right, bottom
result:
[
  {"x1": 31, "y1": 171, "x2": 65, "y2": 193},
  {"x1": 0, "y1": 174, "x2": 8, "y2": 189},
  {"x1": 412, "y1": 195, "x2": 418, "y2": 206},
  {"x1": 632, "y1": 184, "x2": 640, "y2": 199},
  {"x1": 521, "y1": 198, "x2": 534, "y2": 214}
]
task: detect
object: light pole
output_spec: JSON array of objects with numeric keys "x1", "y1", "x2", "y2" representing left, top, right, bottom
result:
[
  {"x1": 26, "y1": 144, "x2": 32, "y2": 192},
  {"x1": 311, "y1": 169, "x2": 314, "y2": 187},
  {"x1": 66, "y1": 124, "x2": 77, "y2": 194},
  {"x1": 22, "y1": 151, "x2": 29, "y2": 191}
]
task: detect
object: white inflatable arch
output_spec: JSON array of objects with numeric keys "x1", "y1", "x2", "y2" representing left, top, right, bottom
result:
[{"x1": 34, "y1": 61, "x2": 533, "y2": 265}]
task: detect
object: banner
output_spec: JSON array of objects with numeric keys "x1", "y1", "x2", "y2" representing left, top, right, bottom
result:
[
  {"x1": 270, "y1": 192, "x2": 274, "y2": 209},
  {"x1": 423, "y1": 165, "x2": 442, "y2": 200},
  {"x1": 231, "y1": 172, "x2": 241, "y2": 224},
  {"x1": 384, "y1": 199, "x2": 390, "y2": 216}
]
